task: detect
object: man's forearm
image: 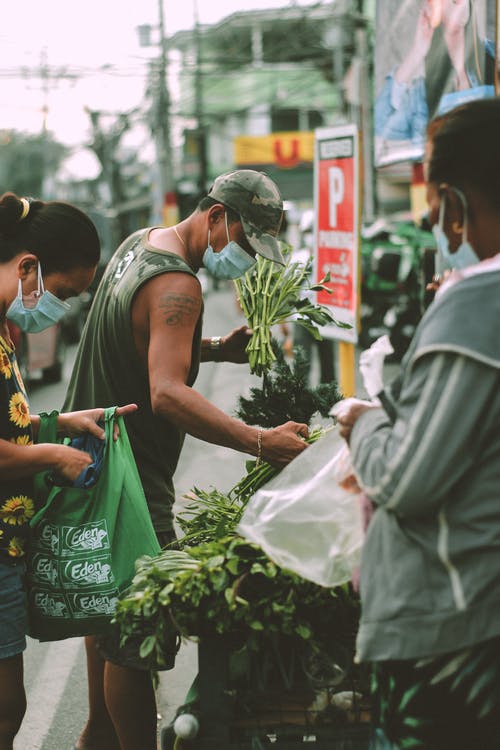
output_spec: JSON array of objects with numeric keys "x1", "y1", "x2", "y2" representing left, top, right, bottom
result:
[{"x1": 151, "y1": 378, "x2": 258, "y2": 455}]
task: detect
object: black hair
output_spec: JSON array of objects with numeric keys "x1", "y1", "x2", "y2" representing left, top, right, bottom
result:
[
  {"x1": 197, "y1": 195, "x2": 239, "y2": 224},
  {"x1": 0, "y1": 192, "x2": 100, "y2": 273},
  {"x1": 427, "y1": 97, "x2": 500, "y2": 206}
]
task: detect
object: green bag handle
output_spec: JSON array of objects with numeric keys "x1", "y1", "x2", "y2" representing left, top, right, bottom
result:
[
  {"x1": 33, "y1": 410, "x2": 60, "y2": 503},
  {"x1": 37, "y1": 409, "x2": 59, "y2": 443},
  {"x1": 31, "y1": 406, "x2": 121, "y2": 526}
]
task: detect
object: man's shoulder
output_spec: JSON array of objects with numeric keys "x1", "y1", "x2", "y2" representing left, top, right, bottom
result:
[
  {"x1": 412, "y1": 268, "x2": 500, "y2": 367},
  {"x1": 134, "y1": 263, "x2": 202, "y2": 302}
]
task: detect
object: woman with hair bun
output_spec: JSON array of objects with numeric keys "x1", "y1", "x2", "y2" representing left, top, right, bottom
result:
[
  {"x1": 334, "y1": 97, "x2": 500, "y2": 748},
  {"x1": 0, "y1": 192, "x2": 136, "y2": 750}
]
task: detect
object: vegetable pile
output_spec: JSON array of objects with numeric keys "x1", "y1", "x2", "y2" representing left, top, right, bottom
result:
[
  {"x1": 113, "y1": 423, "x2": 360, "y2": 678},
  {"x1": 113, "y1": 252, "x2": 362, "y2": 695},
  {"x1": 115, "y1": 536, "x2": 360, "y2": 678}
]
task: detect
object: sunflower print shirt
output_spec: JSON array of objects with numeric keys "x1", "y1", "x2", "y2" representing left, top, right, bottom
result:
[{"x1": 0, "y1": 334, "x2": 35, "y2": 560}]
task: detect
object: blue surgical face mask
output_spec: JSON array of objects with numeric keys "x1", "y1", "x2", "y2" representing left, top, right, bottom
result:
[
  {"x1": 203, "y1": 213, "x2": 256, "y2": 280},
  {"x1": 7, "y1": 263, "x2": 70, "y2": 333},
  {"x1": 432, "y1": 188, "x2": 479, "y2": 273}
]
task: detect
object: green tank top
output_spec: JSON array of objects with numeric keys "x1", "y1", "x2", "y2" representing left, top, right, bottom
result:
[{"x1": 64, "y1": 228, "x2": 203, "y2": 533}]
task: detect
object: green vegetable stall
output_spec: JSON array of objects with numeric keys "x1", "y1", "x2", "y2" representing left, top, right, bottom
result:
[{"x1": 113, "y1": 252, "x2": 373, "y2": 749}]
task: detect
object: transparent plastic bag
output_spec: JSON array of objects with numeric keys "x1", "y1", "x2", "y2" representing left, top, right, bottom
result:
[{"x1": 237, "y1": 429, "x2": 364, "y2": 588}]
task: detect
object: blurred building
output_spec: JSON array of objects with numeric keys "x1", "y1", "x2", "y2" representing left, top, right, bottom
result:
[{"x1": 168, "y1": 1, "x2": 372, "y2": 215}]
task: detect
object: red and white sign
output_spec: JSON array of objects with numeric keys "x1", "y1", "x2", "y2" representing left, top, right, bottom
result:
[{"x1": 313, "y1": 124, "x2": 360, "y2": 344}]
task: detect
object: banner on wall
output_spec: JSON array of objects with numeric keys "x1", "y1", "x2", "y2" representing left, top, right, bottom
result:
[
  {"x1": 234, "y1": 132, "x2": 315, "y2": 168},
  {"x1": 374, "y1": 0, "x2": 497, "y2": 167},
  {"x1": 313, "y1": 124, "x2": 360, "y2": 345}
]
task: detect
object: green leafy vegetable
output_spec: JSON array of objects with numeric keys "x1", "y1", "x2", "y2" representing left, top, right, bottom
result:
[
  {"x1": 115, "y1": 537, "x2": 360, "y2": 673},
  {"x1": 234, "y1": 250, "x2": 349, "y2": 377},
  {"x1": 236, "y1": 342, "x2": 342, "y2": 427}
]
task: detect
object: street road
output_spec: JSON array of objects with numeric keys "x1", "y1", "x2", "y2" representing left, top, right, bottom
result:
[{"x1": 18, "y1": 284, "x2": 396, "y2": 749}]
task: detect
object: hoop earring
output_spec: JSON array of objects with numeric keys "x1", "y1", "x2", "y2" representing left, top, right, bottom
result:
[{"x1": 452, "y1": 221, "x2": 463, "y2": 234}]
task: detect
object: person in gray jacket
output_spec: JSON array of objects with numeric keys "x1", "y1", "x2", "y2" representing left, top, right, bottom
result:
[{"x1": 334, "y1": 97, "x2": 500, "y2": 749}]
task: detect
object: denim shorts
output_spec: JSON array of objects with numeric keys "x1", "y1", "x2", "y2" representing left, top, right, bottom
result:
[{"x1": 0, "y1": 559, "x2": 27, "y2": 659}]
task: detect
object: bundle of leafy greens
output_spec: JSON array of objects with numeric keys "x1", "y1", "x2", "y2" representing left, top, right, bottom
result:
[
  {"x1": 234, "y1": 250, "x2": 350, "y2": 377},
  {"x1": 235, "y1": 342, "x2": 343, "y2": 428}
]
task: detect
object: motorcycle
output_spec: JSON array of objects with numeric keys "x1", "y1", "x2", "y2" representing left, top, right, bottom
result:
[{"x1": 359, "y1": 214, "x2": 435, "y2": 361}]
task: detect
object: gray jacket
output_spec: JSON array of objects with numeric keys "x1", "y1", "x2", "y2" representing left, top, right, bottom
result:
[{"x1": 351, "y1": 262, "x2": 500, "y2": 662}]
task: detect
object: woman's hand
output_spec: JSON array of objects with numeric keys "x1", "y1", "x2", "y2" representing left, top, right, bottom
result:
[
  {"x1": 51, "y1": 443, "x2": 93, "y2": 483},
  {"x1": 331, "y1": 398, "x2": 376, "y2": 444},
  {"x1": 57, "y1": 404, "x2": 138, "y2": 441}
]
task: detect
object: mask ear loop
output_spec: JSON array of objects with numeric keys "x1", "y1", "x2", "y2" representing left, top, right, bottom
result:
[
  {"x1": 224, "y1": 211, "x2": 231, "y2": 244},
  {"x1": 438, "y1": 192, "x2": 446, "y2": 230},
  {"x1": 35, "y1": 262, "x2": 45, "y2": 298},
  {"x1": 451, "y1": 187, "x2": 469, "y2": 245}
]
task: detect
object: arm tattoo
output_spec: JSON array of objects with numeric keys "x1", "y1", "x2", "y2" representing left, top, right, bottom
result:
[{"x1": 158, "y1": 292, "x2": 199, "y2": 326}]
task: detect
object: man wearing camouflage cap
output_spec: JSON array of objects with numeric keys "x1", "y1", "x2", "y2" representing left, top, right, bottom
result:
[{"x1": 64, "y1": 169, "x2": 308, "y2": 750}]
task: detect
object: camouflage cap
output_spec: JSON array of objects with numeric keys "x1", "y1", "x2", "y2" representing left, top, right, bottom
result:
[{"x1": 208, "y1": 169, "x2": 285, "y2": 265}]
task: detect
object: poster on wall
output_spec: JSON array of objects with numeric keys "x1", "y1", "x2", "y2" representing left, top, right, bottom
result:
[
  {"x1": 313, "y1": 124, "x2": 360, "y2": 345},
  {"x1": 374, "y1": 0, "x2": 497, "y2": 167}
]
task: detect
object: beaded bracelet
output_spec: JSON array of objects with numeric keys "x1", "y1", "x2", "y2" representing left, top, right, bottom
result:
[{"x1": 256, "y1": 427, "x2": 263, "y2": 467}]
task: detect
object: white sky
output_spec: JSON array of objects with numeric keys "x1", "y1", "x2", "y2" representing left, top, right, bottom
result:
[{"x1": 0, "y1": 0, "x2": 322, "y2": 151}]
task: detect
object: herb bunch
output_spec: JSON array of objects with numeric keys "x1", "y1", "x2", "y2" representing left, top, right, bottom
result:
[
  {"x1": 236, "y1": 343, "x2": 342, "y2": 428},
  {"x1": 175, "y1": 487, "x2": 246, "y2": 548},
  {"x1": 234, "y1": 251, "x2": 349, "y2": 377},
  {"x1": 174, "y1": 426, "x2": 329, "y2": 549}
]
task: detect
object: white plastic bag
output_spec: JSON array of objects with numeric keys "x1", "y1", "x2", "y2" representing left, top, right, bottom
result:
[
  {"x1": 358, "y1": 334, "x2": 394, "y2": 399},
  {"x1": 237, "y1": 429, "x2": 364, "y2": 588}
]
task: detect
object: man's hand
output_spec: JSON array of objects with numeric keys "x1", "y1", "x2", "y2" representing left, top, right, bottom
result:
[
  {"x1": 261, "y1": 421, "x2": 309, "y2": 467},
  {"x1": 220, "y1": 325, "x2": 252, "y2": 363},
  {"x1": 330, "y1": 398, "x2": 376, "y2": 444},
  {"x1": 57, "y1": 404, "x2": 138, "y2": 441}
]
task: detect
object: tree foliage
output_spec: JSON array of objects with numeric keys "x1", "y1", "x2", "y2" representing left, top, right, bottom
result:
[{"x1": 0, "y1": 130, "x2": 67, "y2": 197}]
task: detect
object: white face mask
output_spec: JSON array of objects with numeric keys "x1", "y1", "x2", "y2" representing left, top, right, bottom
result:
[
  {"x1": 203, "y1": 213, "x2": 256, "y2": 280},
  {"x1": 432, "y1": 187, "x2": 479, "y2": 273}
]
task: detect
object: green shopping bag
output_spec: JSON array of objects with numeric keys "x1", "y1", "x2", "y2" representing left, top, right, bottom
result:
[{"x1": 27, "y1": 406, "x2": 161, "y2": 641}]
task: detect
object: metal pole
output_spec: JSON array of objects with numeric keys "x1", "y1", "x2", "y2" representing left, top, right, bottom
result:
[
  {"x1": 193, "y1": 0, "x2": 208, "y2": 195},
  {"x1": 357, "y1": 25, "x2": 376, "y2": 221},
  {"x1": 495, "y1": 0, "x2": 499, "y2": 95},
  {"x1": 154, "y1": 0, "x2": 175, "y2": 222}
]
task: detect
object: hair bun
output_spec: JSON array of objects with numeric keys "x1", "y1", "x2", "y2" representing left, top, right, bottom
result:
[{"x1": 0, "y1": 192, "x2": 26, "y2": 233}]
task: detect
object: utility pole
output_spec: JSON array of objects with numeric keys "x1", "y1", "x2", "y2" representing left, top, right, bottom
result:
[
  {"x1": 193, "y1": 0, "x2": 208, "y2": 196},
  {"x1": 139, "y1": 0, "x2": 176, "y2": 225},
  {"x1": 18, "y1": 49, "x2": 78, "y2": 193},
  {"x1": 157, "y1": 0, "x2": 175, "y2": 206}
]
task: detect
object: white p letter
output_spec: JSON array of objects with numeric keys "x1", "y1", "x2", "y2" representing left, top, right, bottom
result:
[{"x1": 328, "y1": 167, "x2": 344, "y2": 228}]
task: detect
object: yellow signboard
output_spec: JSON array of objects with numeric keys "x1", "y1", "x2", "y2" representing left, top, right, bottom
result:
[{"x1": 234, "y1": 132, "x2": 315, "y2": 168}]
